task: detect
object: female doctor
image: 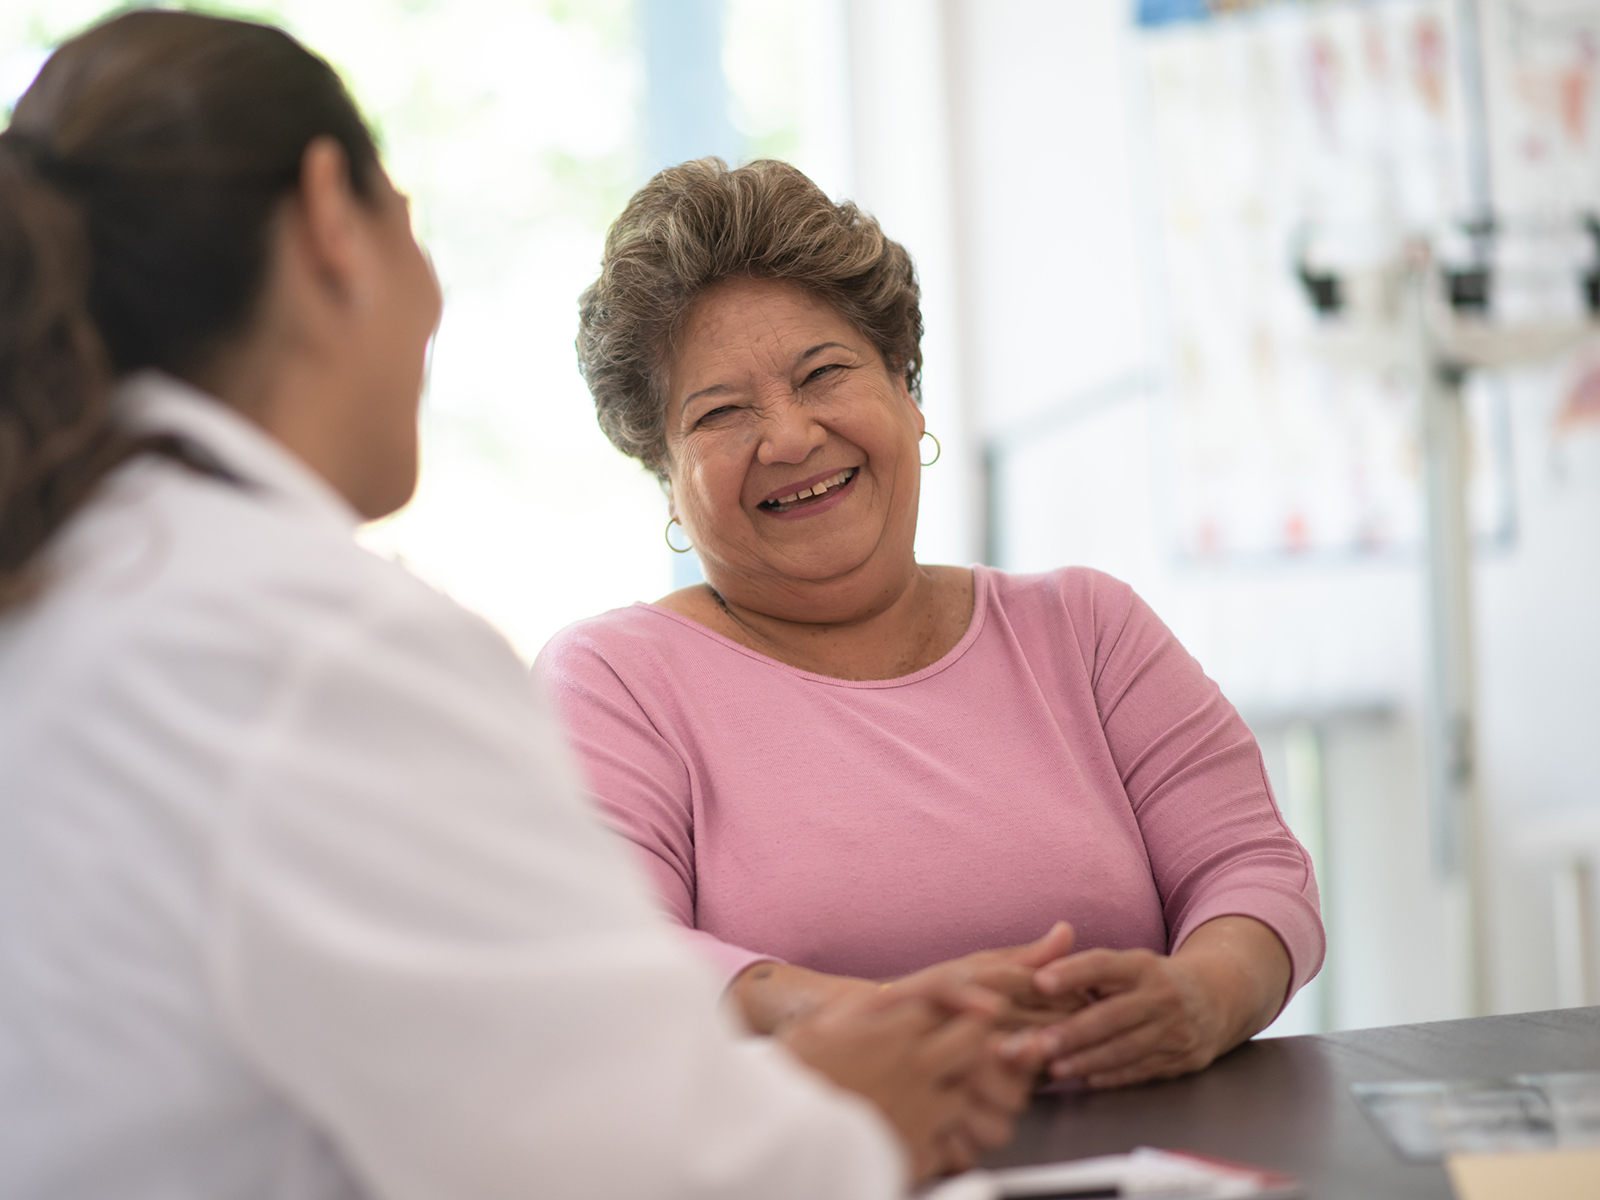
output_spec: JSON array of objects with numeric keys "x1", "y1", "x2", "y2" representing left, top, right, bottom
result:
[{"x1": 0, "y1": 11, "x2": 1043, "y2": 1198}]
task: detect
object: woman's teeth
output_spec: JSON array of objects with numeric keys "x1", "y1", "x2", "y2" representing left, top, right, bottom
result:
[{"x1": 763, "y1": 468, "x2": 856, "y2": 511}]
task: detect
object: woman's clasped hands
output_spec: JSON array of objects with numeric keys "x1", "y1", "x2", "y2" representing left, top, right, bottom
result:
[
  {"x1": 741, "y1": 917, "x2": 1290, "y2": 1178},
  {"x1": 888, "y1": 915, "x2": 1292, "y2": 1093},
  {"x1": 1027, "y1": 914, "x2": 1292, "y2": 1090},
  {"x1": 756, "y1": 915, "x2": 1292, "y2": 1177},
  {"x1": 896, "y1": 915, "x2": 1292, "y2": 1094}
]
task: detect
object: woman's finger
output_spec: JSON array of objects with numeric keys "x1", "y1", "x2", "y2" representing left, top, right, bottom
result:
[
  {"x1": 1082, "y1": 1050, "x2": 1195, "y2": 1090},
  {"x1": 1048, "y1": 1017, "x2": 1167, "y2": 1080},
  {"x1": 1011, "y1": 920, "x2": 1076, "y2": 968},
  {"x1": 962, "y1": 962, "x2": 1039, "y2": 998},
  {"x1": 1039, "y1": 982, "x2": 1174, "y2": 1058},
  {"x1": 1033, "y1": 947, "x2": 1153, "y2": 998},
  {"x1": 1000, "y1": 1024, "x2": 1069, "y2": 1066},
  {"x1": 1085, "y1": 1028, "x2": 1214, "y2": 1088}
]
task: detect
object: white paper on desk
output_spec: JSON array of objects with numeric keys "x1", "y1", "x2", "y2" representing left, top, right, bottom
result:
[
  {"x1": 919, "y1": 1146, "x2": 1303, "y2": 1199},
  {"x1": 1353, "y1": 1071, "x2": 1600, "y2": 1162}
]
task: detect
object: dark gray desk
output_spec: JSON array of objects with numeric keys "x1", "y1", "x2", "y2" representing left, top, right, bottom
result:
[{"x1": 986, "y1": 1007, "x2": 1600, "y2": 1198}]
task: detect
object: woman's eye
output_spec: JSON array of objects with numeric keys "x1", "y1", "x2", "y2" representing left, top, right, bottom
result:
[
  {"x1": 696, "y1": 405, "x2": 736, "y2": 426},
  {"x1": 804, "y1": 363, "x2": 841, "y2": 384}
]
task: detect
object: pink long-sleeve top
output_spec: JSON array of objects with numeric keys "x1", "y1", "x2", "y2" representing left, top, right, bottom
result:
[{"x1": 537, "y1": 566, "x2": 1324, "y2": 998}]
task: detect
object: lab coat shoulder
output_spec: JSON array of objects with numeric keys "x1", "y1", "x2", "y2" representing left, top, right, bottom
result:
[
  {"x1": 9, "y1": 456, "x2": 429, "y2": 736},
  {"x1": 33, "y1": 451, "x2": 537, "y2": 754}
]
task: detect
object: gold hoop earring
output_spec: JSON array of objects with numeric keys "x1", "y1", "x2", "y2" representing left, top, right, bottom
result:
[
  {"x1": 665, "y1": 517, "x2": 694, "y2": 554},
  {"x1": 920, "y1": 431, "x2": 941, "y2": 467}
]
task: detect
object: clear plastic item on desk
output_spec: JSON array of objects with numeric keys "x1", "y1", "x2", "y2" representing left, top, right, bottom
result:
[{"x1": 1353, "y1": 1071, "x2": 1600, "y2": 1162}]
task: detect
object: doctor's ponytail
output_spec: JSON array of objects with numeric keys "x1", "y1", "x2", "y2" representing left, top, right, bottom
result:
[
  {"x1": 0, "y1": 10, "x2": 379, "y2": 609},
  {"x1": 0, "y1": 134, "x2": 117, "y2": 607}
]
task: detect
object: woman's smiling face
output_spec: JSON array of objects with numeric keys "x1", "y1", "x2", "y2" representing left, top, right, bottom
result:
[{"x1": 663, "y1": 276, "x2": 925, "y2": 619}]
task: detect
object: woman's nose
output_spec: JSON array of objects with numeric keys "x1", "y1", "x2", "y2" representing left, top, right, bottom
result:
[{"x1": 755, "y1": 397, "x2": 827, "y2": 465}]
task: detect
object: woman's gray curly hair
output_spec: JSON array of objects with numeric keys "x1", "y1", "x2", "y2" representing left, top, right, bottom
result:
[{"x1": 575, "y1": 157, "x2": 923, "y2": 480}]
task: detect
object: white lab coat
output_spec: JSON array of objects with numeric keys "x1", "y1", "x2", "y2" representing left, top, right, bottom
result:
[{"x1": 0, "y1": 373, "x2": 903, "y2": 1200}]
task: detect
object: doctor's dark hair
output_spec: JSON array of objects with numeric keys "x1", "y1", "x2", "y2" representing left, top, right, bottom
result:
[
  {"x1": 0, "y1": 9, "x2": 379, "y2": 608},
  {"x1": 576, "y1": 157, "x2": 923, "y2": 481}
]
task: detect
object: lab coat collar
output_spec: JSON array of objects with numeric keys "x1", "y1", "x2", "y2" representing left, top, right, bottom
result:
[{"x1": 115, "y1": 370, "x2": 363, "y2": 534}]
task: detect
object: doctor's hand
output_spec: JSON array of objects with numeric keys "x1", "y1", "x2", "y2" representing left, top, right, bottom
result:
[
  {"x1": 1029, "y1": 916, "x2": 1292, "y2": 1090},
  {"x1": 778, "y1": 985, "x2": 1044, "y2": 1182}
]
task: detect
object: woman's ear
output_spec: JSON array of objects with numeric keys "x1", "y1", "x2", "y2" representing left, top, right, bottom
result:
[
  {"x1": 895, "y1": 369, "x2": 924, "y2": 437},
  {"x1": 291, "y1": 136, "x2": 367, "y2": 308}
]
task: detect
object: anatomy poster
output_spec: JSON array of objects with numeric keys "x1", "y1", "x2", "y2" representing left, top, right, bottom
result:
[
  {"x1": 1137, "y1": 0, "x2": 1517, "y2": 561},
  {"x1": 1481, "y1": 0, "x2": 1600, "y2": 215},
  {"x1": 1481, "y1": 0, "x2": 1600, "y2": 462}
]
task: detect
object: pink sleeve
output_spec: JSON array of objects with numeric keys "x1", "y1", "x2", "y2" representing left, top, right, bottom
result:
[
  {"x1": 1066, "y1": 572, "x2": 1325, "y2": 1001},
  {"x1": 534, "y1": 633, "x2": 777, "y2": 988}
]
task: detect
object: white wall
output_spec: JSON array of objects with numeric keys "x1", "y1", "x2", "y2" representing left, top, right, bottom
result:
[
  {"x1": 845, "y1": 0, "x2": 979, "y2": 565},
  {"x1": 946, "y1": 0, "x2": 1150, "y2": 435}
]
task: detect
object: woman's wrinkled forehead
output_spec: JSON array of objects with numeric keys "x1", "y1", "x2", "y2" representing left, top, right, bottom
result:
[{"x1": 663, "y1": 278, "x2": 878, "y2": 397}]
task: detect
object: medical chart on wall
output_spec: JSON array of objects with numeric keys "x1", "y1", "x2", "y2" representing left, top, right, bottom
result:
[
  {"x1": 1136, "y1": 0, "x2": 1527, "y2": 562},
  {"x1": 1482, "y1": 0, "x2": 1600, "y2": 215},
  {"x1": 1478, "y1": 0, "x2": 1600, "y2": 453}
]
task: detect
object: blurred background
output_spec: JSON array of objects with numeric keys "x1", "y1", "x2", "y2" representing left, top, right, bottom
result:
[{"x1": 6, "y1": 0, "x2": 1600, "y2": 1036}]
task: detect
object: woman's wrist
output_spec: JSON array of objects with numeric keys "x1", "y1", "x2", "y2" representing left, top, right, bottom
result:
[{"x1": 1170, "y1": 916, "x2": 1292, "y2": 1055}]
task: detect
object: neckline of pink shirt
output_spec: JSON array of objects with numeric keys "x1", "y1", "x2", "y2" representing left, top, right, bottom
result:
[{"x1": 632, "y1": 563, "x2": 994, "y2": 690}]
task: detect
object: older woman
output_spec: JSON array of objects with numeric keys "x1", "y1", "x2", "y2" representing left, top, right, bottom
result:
[{"x1": 540, "y1": 158, "x2": 1323, "y2": 1089}]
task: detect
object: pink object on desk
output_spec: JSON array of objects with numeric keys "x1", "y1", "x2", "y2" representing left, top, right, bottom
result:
[{"x1": 537, "y1": 566, "x2": 1324, "y2": 996}]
